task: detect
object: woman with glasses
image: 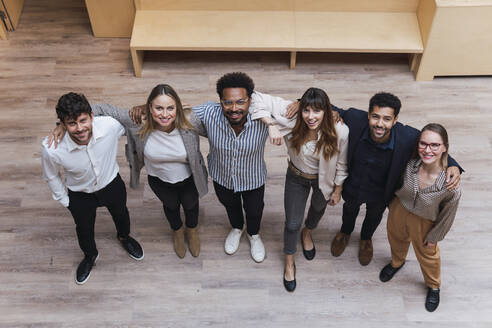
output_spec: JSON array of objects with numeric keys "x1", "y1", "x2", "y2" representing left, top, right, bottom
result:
[
  {"x1": 250, "y1": 87, "x2": 349, "y2": 292},
  {"x1": 378, "y1": 123, "x2": 461, "y2": 312},
  {"x1": 50, "y1": 84, "x2": 208, "y2": 259}
]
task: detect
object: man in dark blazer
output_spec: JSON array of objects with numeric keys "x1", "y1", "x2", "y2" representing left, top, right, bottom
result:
[{"x1": 329, "y1": 92, "x2": 462, "y2": 266}]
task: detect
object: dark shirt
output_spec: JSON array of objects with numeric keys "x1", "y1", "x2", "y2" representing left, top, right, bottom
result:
[{"x1": 343, "y1": 127, "x2": 395, "y2": 203}]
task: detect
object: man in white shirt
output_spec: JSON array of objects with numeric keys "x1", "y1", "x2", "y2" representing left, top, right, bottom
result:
[{"x1": 42, "y1": 92, "x2": 144, "y2": 285}]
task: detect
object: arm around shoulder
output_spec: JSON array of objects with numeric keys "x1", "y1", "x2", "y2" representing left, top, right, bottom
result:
[
  {"x1": 41, "y1": 142, "x2": 69, "y2": 207},
  {"x1": 91, "y1": 103, "x2": 136, "y2": 128}
]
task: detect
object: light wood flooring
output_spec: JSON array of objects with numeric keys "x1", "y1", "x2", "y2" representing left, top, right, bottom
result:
[{"x1": 0, "y1": 0, "x2": 491, "y2": 327}]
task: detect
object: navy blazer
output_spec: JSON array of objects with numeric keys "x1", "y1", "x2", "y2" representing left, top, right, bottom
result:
[{"x1": 332, "y1": 105, "x2": 461, "y2": 205}]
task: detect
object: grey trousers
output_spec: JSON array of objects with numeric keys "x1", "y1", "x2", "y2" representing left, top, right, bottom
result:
[{"x1": 284, "y1": 167, "x2": 328, "y2": 255}]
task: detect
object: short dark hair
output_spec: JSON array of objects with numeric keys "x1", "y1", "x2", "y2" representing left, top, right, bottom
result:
[
  {"x1": 368, "y1": 92, "x2": 401, "y2": 117},
  {"x1": 216, "y1": 72, "x2": 255, "y2": 98},
  {"x1": 56, "y1": 92, "x2": 92, "y2": 122}
]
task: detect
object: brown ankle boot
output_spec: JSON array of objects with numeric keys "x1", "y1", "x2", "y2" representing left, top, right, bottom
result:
[
  {"x1": 359, "y1": 239, "x2": 373, "y2": 266},
  {"x1": 185, "y1": 226, "x2": 200, "y2": 257},
  {"x1": 331, "y1": 231, "x2": 350, "y2": 257},
  {"x1": 173, "y1": 226, "x2": 186, "y2": 258}
]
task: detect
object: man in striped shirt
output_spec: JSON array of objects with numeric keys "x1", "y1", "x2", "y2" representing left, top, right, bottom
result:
[{"x1": 192, "y1": 72, "x2": 280, "y2": 263}]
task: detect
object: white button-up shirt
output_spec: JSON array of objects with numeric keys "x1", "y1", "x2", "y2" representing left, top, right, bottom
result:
[{"x1": 42, "y1": 116, "x2": 125, "y2": 207}]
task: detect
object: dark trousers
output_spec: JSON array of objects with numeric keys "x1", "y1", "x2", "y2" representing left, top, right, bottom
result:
[
  {"x1": 147, "y1": 175, "x2": 199, "y2": 231},
  {"x1": 340, "y1": 198, "x2": 387, "y2": 240},
  {"x1": 67, "y1": 174, "x2": 131, "y2": 257},
  {"x1": 213, "y1": 181, "x2": 264, "y2": 236},
  {"x1": 284, "y1": 168, "x2": 327, "y2": 254}
]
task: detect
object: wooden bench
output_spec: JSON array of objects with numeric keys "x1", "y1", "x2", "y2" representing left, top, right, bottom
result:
[{"x1": 130, "y1": 0, "x2": 424, "y2": 77}]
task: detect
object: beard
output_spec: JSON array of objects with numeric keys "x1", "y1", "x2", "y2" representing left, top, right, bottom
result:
[{"x1": 226, "y1": 110, "x2": 247, "y2": 126}]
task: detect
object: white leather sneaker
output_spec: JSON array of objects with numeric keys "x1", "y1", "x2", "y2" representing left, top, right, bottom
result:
[
  {"x1": 224, "y1": 228, "x2": 243, "y2": 255},
  {"x1": 247, "y1": 234, "x2": 265, "y2": 263}
]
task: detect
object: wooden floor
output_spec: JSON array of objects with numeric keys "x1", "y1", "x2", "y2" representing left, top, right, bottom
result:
[{"x1": 1, "y1": 0, "x2": 491, "y2": 327}]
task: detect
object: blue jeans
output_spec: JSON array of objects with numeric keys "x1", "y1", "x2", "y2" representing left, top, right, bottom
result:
[{"x1": 284, "y1": 167, "x2": 328, "y2": 255}]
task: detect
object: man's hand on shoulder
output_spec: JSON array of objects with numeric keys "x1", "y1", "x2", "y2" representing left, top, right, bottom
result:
[
  {"x1": 445, "y1": 166, "x2": 461, "y2": 190},
  {"x1": 129, "y1": 104, "x2": 146, "y2": 124}
]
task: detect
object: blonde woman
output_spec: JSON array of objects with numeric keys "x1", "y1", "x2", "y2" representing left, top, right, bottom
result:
[{"x1": 50, "y1": 84, "x2": 208, "y2": 259}]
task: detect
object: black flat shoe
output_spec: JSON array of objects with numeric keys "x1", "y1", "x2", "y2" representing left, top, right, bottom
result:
[
  {"x1": 76, "y1": 254, "x2": 98, "y2": 285},
  {"x1": 301, "y1": 229, "x2": 316, "y2": 261},
  {"x1": 283, "y1": 264, "x2": 296, "y2": 292},
  {"x1": 118, "y1": 235, "x2": 144, "y2": 260},
  {"x1": 379, "y1": 262, "x2": 405, "y2": 282},
  {"x1": 425, "y1": 287, "x2": 440, "y2": 312}
]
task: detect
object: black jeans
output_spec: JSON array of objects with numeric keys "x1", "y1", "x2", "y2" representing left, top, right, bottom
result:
[
  {"x1": 148, "y1": 175, "x2": 199, "y2": 231},
  {"x1": 213, "y1": 181, "x2": 264, "y2": 236},
  {"x1": 67, "y1": 174, "x2": 130, "y2": 257},
  {"x1": 340, "y1": 198, "x2": 387, "y2": 240}
]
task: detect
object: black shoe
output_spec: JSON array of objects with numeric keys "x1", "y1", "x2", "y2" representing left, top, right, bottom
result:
[
  {"x1": 118, "y1": 235, "x2": 144, "y2": 260},
  {"x1": 425, "y1": 287, "x2": 440, "y2": 312},
  {"x1": 75, "y1": 254, "x2": 98, "y2": 285},
  {"x1": 301, "y1": 228, "x2": 316, "y2": 261},
  {"x1": 283, "y1": 263, "x2": 296, "y2": 292},
  {"x1": 379, "y1": 262, "x2": 405, "y2": 282}
]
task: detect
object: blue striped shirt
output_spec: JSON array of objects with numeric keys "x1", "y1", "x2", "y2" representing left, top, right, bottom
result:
[{"x1": 193, "y1": 102, "x2": 269, "y2": 192}]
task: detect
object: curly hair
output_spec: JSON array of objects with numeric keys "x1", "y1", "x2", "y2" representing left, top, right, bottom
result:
[
  {"x1": 216, "y1": 72, "x2": 255, "y2": 98},
  {"x1": 289, "y1": 88, "x2": 338, "y2": 161},
  {"x1": 369, "y1": 92, "x2": 401, "y2": 117},
  {"x1": 56, "y1": 92, "x2": 92, "y2": 122}
]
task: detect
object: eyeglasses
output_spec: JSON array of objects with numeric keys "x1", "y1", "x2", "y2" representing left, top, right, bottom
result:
[
  {"x1": 220, "y1": 98, "x2": 249, "y2": 108},
  {"x1": 418, "y1": 141, "x2": 442, "y2": 151}
]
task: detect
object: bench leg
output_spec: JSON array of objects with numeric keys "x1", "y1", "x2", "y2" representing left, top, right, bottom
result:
[
  {"x1": 131, "y1": 49, "x2": 144, "y2": 78},
  {"x1": 290, "y1": 51, "x2": 296, "y2": 69}
]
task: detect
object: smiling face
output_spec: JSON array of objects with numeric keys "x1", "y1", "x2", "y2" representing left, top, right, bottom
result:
[
  {"x1": 302, "y1": 106, "x2": 325, "y2": 131},
  {"x1": 220, "y1": 87, "x2": 250, "y2": 126},
  {"x1": 150, "y1": 94, "x2": 177, "y2": 132},
  {"x1": 63, "y1": 112, "x2": 93, "y2": 145},
  {"x1": 368, "y1": 106, "x2": 398, "y2": 143},
  {"x1": 418, "y1": 130, "x2": 447, "y2": 167}
]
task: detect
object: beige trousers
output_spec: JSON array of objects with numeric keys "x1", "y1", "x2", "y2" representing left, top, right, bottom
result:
[{"x1": 387, "y1": 198, "x2": 441, "y2": 289}]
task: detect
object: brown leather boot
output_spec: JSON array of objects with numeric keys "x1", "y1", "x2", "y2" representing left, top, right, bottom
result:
[
  {"x1": 331, "y1": 231, "x2": 350, "y2": 257},
  {"x1": 359, "y1": 239, "x2": 373, "y2": 266},
  {"x1": 173, "y1": 226, "x2": 186, "y2": 258},
  {"x1": 185, "y1": 226, "x2": 200, "y2": 257}
]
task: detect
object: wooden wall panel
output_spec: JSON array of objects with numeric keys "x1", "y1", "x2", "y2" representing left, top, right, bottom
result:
[
  {"x1": 85, "y1": 0, "x2": 135, "y2": 37},
  {"x1": 416, "y1": 3, "x2": 492, "y2": 80},
  {"x1": 416, "y1": 0, "x2": 437, "y2": 48},
  {"x1": 3, "y1": 0, "x2": 24, "y2": 29}
]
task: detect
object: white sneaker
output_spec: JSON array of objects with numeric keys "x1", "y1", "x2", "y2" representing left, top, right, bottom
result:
[
  {"x1": 247, "y1": 234, "x2": 265, "y2": 263},
  {"x1": 224, "y1": 228, "x2": 243, "y2": 255}
]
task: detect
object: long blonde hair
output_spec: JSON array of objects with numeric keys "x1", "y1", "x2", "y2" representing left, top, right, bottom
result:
[
  {"x1": 289, "y1": 88, "x2": 338, "y2": 160},
  {"x1": 139, "y1": 84, "x2": 193, "y2": 137}
]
